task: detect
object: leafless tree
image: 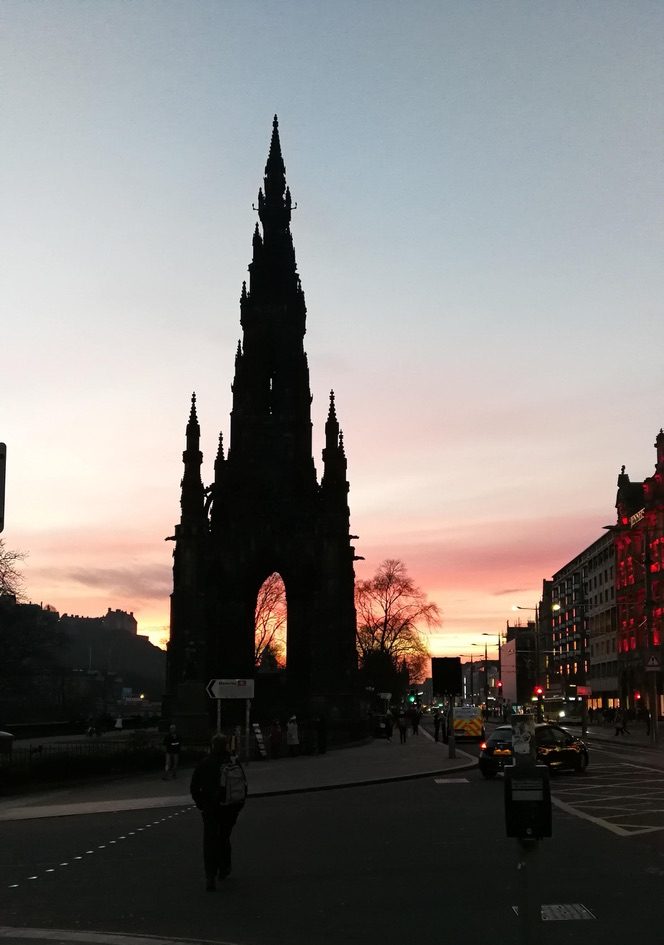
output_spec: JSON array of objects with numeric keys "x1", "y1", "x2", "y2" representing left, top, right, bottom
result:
[
  {"x1": 355, "y1": 558, "x2": 439, "y2": 681},
  {"x1": 0, "y1": 538, "x2": 26, "y2": 599},
  {"x1": 254, "y1": 572, "x2": 287, "y2": 668}
]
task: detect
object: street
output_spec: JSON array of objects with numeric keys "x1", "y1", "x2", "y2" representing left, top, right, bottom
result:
[{"x1": 2, "y1": 733, "x2": 664, "y2": 944}]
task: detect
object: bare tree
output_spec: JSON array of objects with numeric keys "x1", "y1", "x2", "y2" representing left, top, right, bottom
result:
[
  {"x1": 0, "y1": 538, "x2": 26, "y2": 599},
  {"x1": 254, "y1": 572, "x2": 287, "y2": 668},
  {"x1": 355, "y1": 558, "x2": 439, "y2": 680}
]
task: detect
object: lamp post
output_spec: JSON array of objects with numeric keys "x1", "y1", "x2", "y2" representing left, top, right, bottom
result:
[
  {"x1": 472, "y1": 642, "x2": 489, "y2": 717},
  {"x1": 483, "y1": 632, "x2": 502, "y2": 711}
]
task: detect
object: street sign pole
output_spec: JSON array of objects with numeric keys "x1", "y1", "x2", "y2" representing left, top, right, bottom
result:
[
  {"x1": 245, "y1": 698, "x2": 251, "y2": 763},
  {"x1": 0, "y1": 442, "x2": 6, "y2": 533},
  {"x1": 216, "y1": 698, "x2": 222, "y2": 735}
]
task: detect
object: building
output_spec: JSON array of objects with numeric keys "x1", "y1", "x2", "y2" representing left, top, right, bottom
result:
[
  {"x1": 550, "y1": 531, "x2": 617, "y2": 712},
  {"x1": 614, "y1": 429, "x2": 664, "y2": 716},
  {"x1": 502, "y1": 622, "x2": 537, "y2": 706},
  {"x1": 166, "y1": 118, "x2": 359, "y2": 727}
]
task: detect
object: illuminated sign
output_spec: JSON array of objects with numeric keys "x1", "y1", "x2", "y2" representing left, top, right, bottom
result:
[{"x1": 630, "y1": 508, "x2": 645, "y2": 527}]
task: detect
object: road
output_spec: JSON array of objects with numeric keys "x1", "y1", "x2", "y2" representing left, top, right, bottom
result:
[{"x1": 2, "y1": 732, "x2": 664, "y2": 944}]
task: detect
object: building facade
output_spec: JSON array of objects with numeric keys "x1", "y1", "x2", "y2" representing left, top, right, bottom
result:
[{"x1": 614, "y1": 429, "x2": 664, "y2": 716}]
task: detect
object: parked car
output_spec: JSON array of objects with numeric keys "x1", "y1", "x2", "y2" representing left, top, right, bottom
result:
[{"x1": 478, "y1": 722, "x2": 589, "y2": 779}]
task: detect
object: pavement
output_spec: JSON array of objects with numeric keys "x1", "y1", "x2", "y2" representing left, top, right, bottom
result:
[
  {"x1": 0, "y1": 726, "x2": 476, "y2": 822},
  {"x1": 559, "y1": 717, "x2": 661, "y2": 748}
]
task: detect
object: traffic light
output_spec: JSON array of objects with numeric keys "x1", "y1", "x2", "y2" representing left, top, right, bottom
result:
[
  {"x1": 408, "y1": 692, "x2": 416, "y2": 703},
  {"x1": 534, "y1": 686, "x2": 544, "y2": 697}
]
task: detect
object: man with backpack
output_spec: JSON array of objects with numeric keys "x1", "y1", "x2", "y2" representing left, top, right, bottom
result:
[{"x1": 190, "y1": 733, "x2": 248, "y2": 891}]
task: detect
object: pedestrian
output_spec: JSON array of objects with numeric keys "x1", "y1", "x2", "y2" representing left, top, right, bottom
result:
[
  {"x1": 190, "y1": 733, "x2": 247, "y2": 891},
  {"x1": 433, "y1": 709, "x2": 441, "y2": 742},
  {"x1": 411, "y1": 708, "x2": 420, "y2": 736},
  {"x1": 315, "y1": 714, "x2": 327, "y2": 754},
  {"x1": 397, "y1": 709, "x2": 408, "y2": 744},
  {"x1": 384, "y1": 709, "x2": 393, "y2": 742},
  {"x1": 286, "y1": 715, "x2": 300, "y2": 756},
  {"x1": 269, "y1": 719, "x2": 282, "y2": 758},
  {"x1": 163, "y1": 723, "x2": 181, "y2": 778},
  {"x1": 614, "y1": 709, "x2": 627, "y2": 736}
]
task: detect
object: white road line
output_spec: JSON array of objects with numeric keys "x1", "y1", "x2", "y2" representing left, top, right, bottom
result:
[
  {"x1": 551, "y1": 795, "x2": 633, "y2": 836},
  {"x1": 0, "y1": 927, "x2": 246, "y2": 945}
]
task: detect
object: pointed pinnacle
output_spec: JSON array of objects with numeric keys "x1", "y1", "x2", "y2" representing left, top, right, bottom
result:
[{"x1": 328, "y1": 389, "x2": 337, "y2": 420}]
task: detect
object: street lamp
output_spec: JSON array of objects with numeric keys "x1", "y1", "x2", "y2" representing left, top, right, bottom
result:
[
  {"x1": 483, "y1": 632, "x2": 502, "y2": 703},
  {"x1": 472, "y1": 642, "x2": 489, "y2": 716}
]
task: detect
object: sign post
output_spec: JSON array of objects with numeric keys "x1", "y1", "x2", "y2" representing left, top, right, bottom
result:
[
  {"x1": 0, "y1": 443, "x2": 6, "y2": 533},
  {"x1": 506, "y1": 713, "x2": 551, "y2": 941},
  {"x1": 206, "y1": 679, "x2": 256, "y2": 756},
  {"x1": 646, "y1": 654, "x2": 660, "y2": 745}
]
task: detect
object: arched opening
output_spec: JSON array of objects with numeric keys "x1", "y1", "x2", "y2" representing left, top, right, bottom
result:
[{"x1": 254, "y1": 572, "x2": 287, "y2": 673}]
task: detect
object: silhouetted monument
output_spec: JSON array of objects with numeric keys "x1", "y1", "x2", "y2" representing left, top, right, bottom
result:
[{"x1": 165, "y1": 117, "x2": 359, "y2": 730}]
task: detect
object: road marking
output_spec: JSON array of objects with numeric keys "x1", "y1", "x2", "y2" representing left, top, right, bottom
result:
[
  {"x1": 434, "y1": 778, "x2": 469, "y2": 783},
  {"x1": 512, "y1": 904, "x2": 596, "y2": 920},
  {"x1": 0, "y1": 928, "x2": 246, "y2": 945}
]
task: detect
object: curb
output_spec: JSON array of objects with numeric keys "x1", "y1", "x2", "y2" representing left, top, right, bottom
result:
[{"x1": 248, "y1": 754, "x2": 478, "y2": 798}]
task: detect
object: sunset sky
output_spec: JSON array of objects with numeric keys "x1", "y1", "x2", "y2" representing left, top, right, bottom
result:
[{"x1": 3, "y1": 2, "x2": 663, "y2": 661}]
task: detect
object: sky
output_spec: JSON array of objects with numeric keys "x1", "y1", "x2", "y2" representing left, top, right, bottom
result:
[{"x1": 2, "y1": 1, "x2": 663, "y2": 660}]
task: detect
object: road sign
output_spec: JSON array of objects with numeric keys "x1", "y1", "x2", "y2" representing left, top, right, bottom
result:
[
  {"x1": 206, "y1": 678, "x2": 255, "y2": 699},
  {"x1": 646, "y1": 655, "x2": 661, "y2": 673},
  {"x1": 0, "y1": 443, "x2": 5, "y2": 533}
]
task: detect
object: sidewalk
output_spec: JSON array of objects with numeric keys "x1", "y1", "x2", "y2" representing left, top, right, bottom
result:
[
  {"x1": 0, "y1": 729, "x2": 476, "y2": 822},
  {"x1": 563, "y1": 719, "x2": 662, "y2": 749}
]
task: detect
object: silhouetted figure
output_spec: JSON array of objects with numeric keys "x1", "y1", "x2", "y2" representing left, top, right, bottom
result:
[
  {"x1": 397, "y1": 710, "x2": 408, "y2": 744},
  {"x1": 269, "y1": 719, "x2": 282, "y2": 758},
  {"x1": 433, "y1": 709, "x2": 441, "y2": 742},
  {"x1": 163, "y1": 724, "x2": 181, "y2": 778},
  {"x1": 191, "y1": 733, "x2": 247, "y2": 891},
  {"x1": 287, "y1": 715, "x2": 300, "y2": 756}
]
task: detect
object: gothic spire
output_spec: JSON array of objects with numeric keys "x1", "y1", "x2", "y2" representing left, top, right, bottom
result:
[
  {"x1": 245, "y1": 115, "x2": 303, "y2": 316},
  {"x1": 181, "y1": 392, "x2": 205, "y2": 520},
  {"x1": 322, "y1": 390, "x2": 347, "y2": 489}
]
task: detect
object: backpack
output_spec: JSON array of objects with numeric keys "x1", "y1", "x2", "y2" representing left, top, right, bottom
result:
[{"x1": 219, "y1": 760, "x2": 247, "y2": 806}]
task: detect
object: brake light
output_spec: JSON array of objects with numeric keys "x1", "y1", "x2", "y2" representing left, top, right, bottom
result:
[{"x1": 480, "y1": 741, "x2": 487, "y2": 750}]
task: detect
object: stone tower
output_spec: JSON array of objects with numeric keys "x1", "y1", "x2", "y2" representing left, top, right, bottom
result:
[{"x1": 166, "y1": 117, "x2": 359, "y2": 726}]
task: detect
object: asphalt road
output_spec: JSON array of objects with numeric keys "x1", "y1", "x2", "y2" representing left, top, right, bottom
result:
[{"x1": 2, "y1": 735, "x2": 664, "y2": 945}]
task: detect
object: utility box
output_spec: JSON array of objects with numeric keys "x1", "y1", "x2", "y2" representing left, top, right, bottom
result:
[{"x1": 504, "y1": 764, "x2": 552, "y2": 839}]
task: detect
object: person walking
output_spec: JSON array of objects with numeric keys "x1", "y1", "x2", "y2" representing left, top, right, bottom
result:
[
  {"x1": 384, "y1": 709, "x2": 393, "y2": 742},
  {"x1": 397, "y1": 709, "x2": 408, "y2": 744},
  {"x1": 163, "y1": 723, "x2": 181, "y2": 779},
  {"x1": 614, "y1": 709, "x2": 629, "y2": 736},
  {"x1": 190, "y1": 733, "x2": 247, "y2": 891},
  {"x1": 269, "y1": 719, "x2": 282, "y2": 759},
  {"x1": 286, "y1": 715, "x2": 300, "y2": 757}
]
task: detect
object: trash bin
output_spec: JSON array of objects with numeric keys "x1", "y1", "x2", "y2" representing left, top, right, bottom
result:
[{"x1": 0, "y1": 732, "x2": 14, "y2": 755}]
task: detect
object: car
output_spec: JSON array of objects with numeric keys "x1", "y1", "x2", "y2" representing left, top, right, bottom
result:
[{"x1": 478, "y1": 722, "x2": 589, "y2": 779}]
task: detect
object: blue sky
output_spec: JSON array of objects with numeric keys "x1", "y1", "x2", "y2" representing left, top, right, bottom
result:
[{"x1": 2, "y1": 1, "x2": 663, "y2": 654}]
